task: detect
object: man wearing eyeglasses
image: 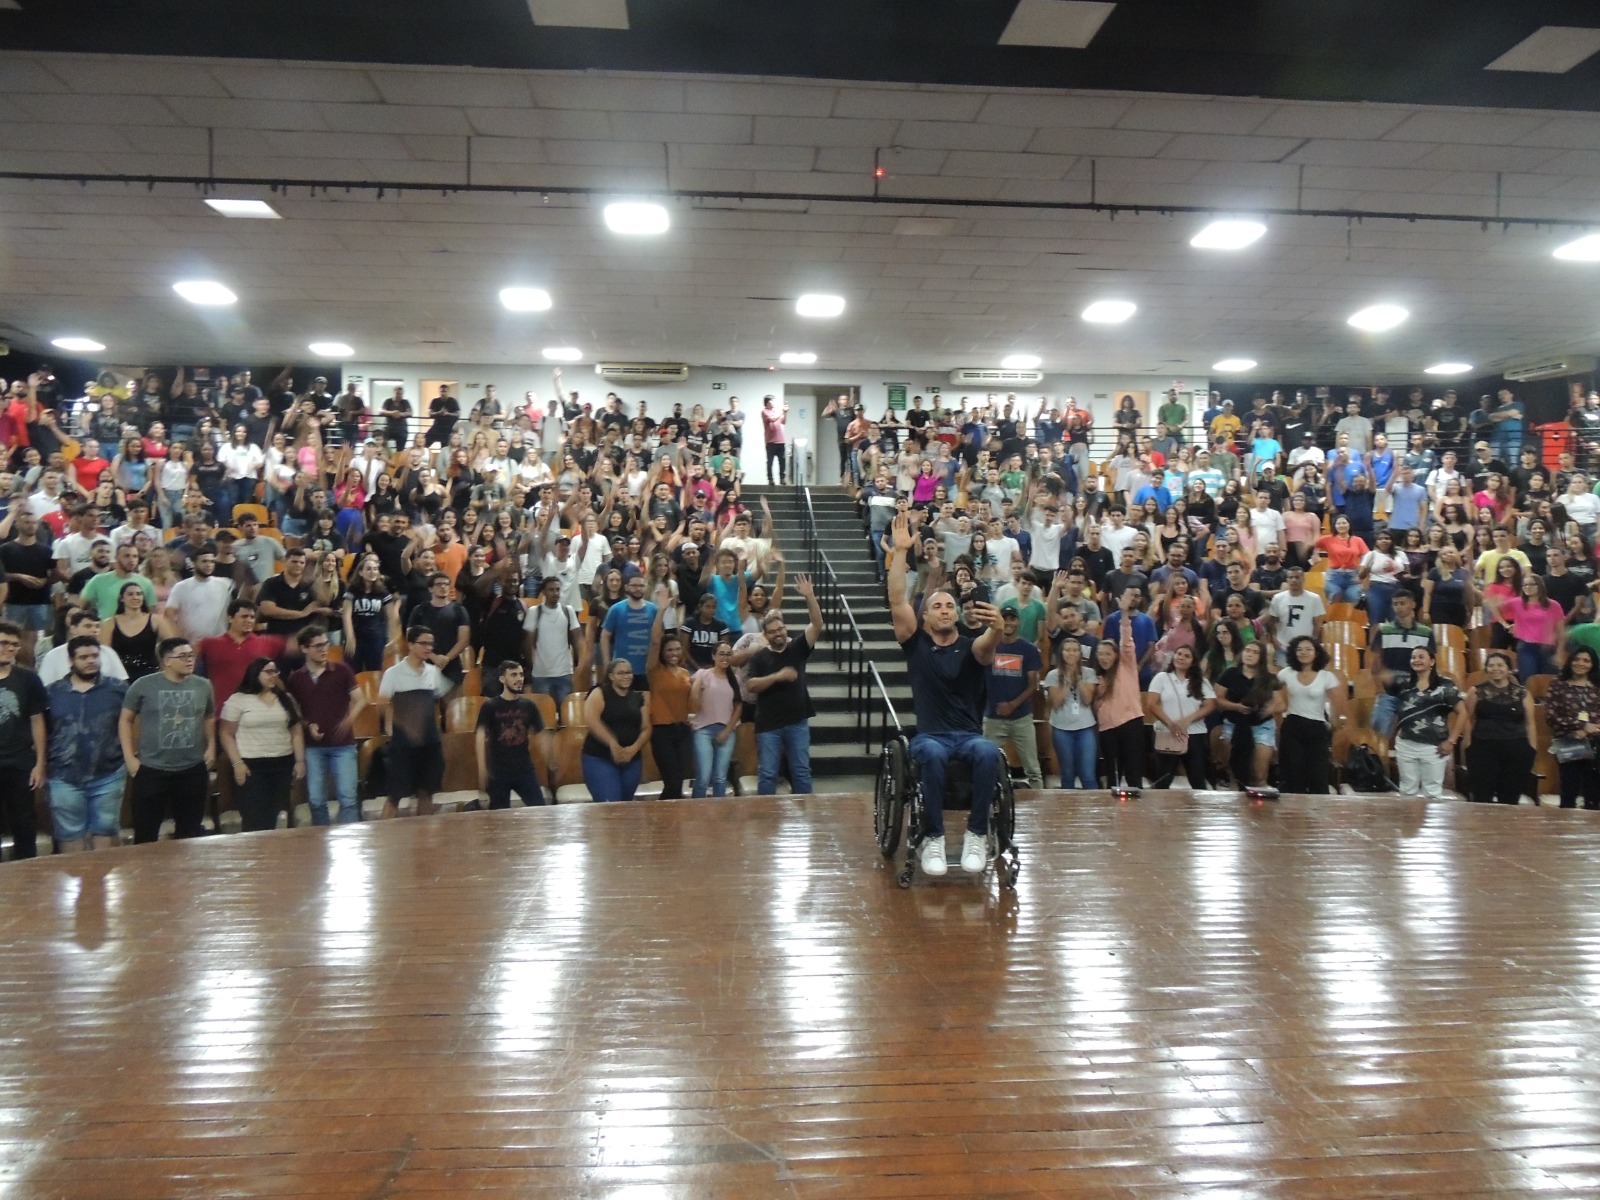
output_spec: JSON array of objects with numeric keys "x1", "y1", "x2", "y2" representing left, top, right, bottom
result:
[
  {"x1": 376, "y1": 625, "x2": 452, "y2": 819},
  {"x1": 119, "y1": 636, "x2": 216, "y2": 844},
  {"x1": 287, "y1": 625, "x2": 366, "y2": 825}
]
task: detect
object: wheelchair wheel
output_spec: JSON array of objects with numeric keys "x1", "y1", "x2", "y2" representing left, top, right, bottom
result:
[
  {"x1": 993, "y1": 772, "x2": 1019, "y2": 890},
  {"x1": 874, "y1": 738, "x2": 909, "y2": 857}
]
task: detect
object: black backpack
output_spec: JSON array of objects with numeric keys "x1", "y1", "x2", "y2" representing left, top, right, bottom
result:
[{"x1": 1343, "y1": 744, "x2": 1395, "y2": 793}]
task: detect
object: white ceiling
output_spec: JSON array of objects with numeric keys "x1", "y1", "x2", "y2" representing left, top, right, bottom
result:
[{"x1": 5, "y1": 50, "x2": 1600, "y2": 378}]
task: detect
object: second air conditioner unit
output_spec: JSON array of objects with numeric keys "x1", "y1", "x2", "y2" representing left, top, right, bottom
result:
[
  {"x1": 596, "y1": 362, "x2": 690, "y2": 384},
  {"x1": 1502, "y1": 355, "x2": 1596, "y2": 383},
  {"x1": 949, "y1": 368, "x2": 1045, "y2": 386}
]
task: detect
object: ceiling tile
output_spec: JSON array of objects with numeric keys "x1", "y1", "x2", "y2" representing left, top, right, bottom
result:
[
  {"x1": 974, "y1": 92, "x2": 1133, "y2": 127},
  {"x1": 9, "y1": 92, "x2": 178, "y2": 125},
  {"x1": 1026, "y1": 126, "x2": 1172, "y2": 157},
  {"x1": 46, "y1": 56, "x2": 226, "y2": 97},
  {"x1": 315, "y1": 102, "x2": 474, "y2": 137},
  {"x1": 1411, "y1": 143, "x2": 1564, "y2": 173},
  {"x1": 941, "y1": 149, "x2": 1076, "y2": 179},
  {"x1": 894, "y1": 121, "x2": 1033, "y2": 152},
  {"x1": 672, "y1": 142, "x2": 814, "y2": 172},
  {"x1": 1116, "y1": 98, "x2": 1271, "y2": 135},
  {"x1": 1285, "y1": 139, "x2": 1437, "y2": 168},
  {"x1": 370, "y1": 70, "x2": 533, "y2": 109},
  {"x1": 998, "y1": 0, "x2": 1118, "y2": 49},
  {"x1": 753, "y1": 115, "x2": 898, "y2": 148},
  {"x1": 686, "y1": 80, "x2": 835, "y2": 118},
  {"x1": 1157, "y1": 133, "x2": 1306, "y2": 162},
  {"x1": 466, "y1": 107, "x2": 610, "y2": 139},
  {"x1": 608, "y1": 111, "x2": 751, "y2": 144},
  {"x1": 164, "y1": 96, "x2": 330, "y2": 131},
  {"x1": 530, "y1": 75, "x2": 686, "y2": 113},
  {"x1": 833, "y1": 86, "x2": 984, "y2": 123},
  {"x1": 1382, "y1": 110, "x2": 1552, "y2": 145},
  {"x1": 1251, "y1": 104, "x2": 1412, "y2": 140}
]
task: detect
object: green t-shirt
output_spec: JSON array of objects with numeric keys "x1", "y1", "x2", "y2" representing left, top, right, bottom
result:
[
  {"x1": 1565, "y1": 622, "x2": 1600, "y2": 658},
  {"x1": 80, "y1": 570, "x2": 159, "y2": 620},
  {"x1": 1013, "y1": 597, "x2": 1047, "y2": 642},
  {"x1": 1159, "y1": 402, "x2": 1189, "y2": 431},
  {"x1": 122, "y1": 672, "x2": 215, "y2": 771}
]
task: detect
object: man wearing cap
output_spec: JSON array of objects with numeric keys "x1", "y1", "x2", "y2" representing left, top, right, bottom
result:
[
  {"x1": 983, "y1": 604, "x2": 1044, "y2": 791},
  {"x1": 1288, "y1": 430, "x2": 1322, "y2": 469},
  {"x1": 540, "y1": 534, "x2": 581, "y2": 610}
]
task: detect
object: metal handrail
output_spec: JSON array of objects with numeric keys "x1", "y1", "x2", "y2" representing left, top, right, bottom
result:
[{"x1": 787, "y1": 482, "x2": 901, "y2": 750}]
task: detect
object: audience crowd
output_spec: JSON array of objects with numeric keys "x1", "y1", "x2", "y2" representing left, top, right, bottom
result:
[{"x1": 2, "y1": 365, "x2": 1600, "y2": 859}]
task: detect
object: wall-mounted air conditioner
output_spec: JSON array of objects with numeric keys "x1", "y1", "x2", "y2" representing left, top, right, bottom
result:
[
  {"x1": 1503, "y1": 355, "x2": 1596, "y2": 383},
  {"x1": 949, "y1": 368, "x2": 1045, "y2": 385},
  {"x1": 595, "y1": 363, "x2": 690, "y2": 384}
]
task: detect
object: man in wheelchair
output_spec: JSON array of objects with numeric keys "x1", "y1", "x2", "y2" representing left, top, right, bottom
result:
[{"x1": 887, "y1": 513, "x2": 1005, "y2": 876}]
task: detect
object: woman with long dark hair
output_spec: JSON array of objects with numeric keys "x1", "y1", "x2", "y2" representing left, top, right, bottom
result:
[
  {"x1": 100, "y1": 581, "x2": 163, "y2": 681},
  {"x1": 1544, "y1": 646, "x2": 1600, "y2": 809},
  {"x1": 646, "y1": 589, "x2": 693, "y2": 800},
  {"x1": 689, "y1": 640, "x2": 742, "y2": 798},
  {"x1": 1214, "y1": 640, "x2": 1283, "y2": 787},
  {"x1": 581, "y1": 657, "x2": 652, "y2": 802},
  {"x1": 1462, "y1": 650, "x2": 1536, "y2": 806},
  {"x1": 1045, "y1": 637, "x2": 1098, "y2": 788},
  {"x1": 1092, "y1": 590, "x2": 1144, "y2": 789},
  {"x1": 1498, "y1": 573, "x2": 1562, "y2": 680},
  {"x1": 1275, "y1": 635, "x2": 1347, "y2": 795},
  {"x1": 219, "y1": 657, "x2": 306, "y2": 833},
  {"x1": 1148, "y1": 643, "x2": 1216, "y2": 789},
  {"x1": 341, "y1": 553, "x2": 398, "y2": 673},
  {"x1": 1392, "y1": 646, "x2": 1465, "y2": 801}
]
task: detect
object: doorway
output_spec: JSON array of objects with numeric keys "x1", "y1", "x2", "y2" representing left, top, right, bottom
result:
[{"x1": 786, "y1": 383, "x2": 858, "y2": 484}]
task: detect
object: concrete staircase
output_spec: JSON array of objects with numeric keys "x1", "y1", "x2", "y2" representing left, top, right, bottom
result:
[{"x1": 746, "y1": 485, "x2": 908, "y2": 781}]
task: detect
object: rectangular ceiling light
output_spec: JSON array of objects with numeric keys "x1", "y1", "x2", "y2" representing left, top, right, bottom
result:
[
  {"x1": 1486, "y1": 26, "x2": 1600, "y2": 73},
  {"x1": 205, "y1": 198, "x2": 280, "y2": 219},
  {"x1": 999, "y1": 0, "x2": 1116, "y2": 49},
  {"x1": 528, "y1": 0, "x2": 628, "y2": 29}
]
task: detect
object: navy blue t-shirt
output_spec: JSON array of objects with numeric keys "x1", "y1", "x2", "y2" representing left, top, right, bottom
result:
[
  {"x1": 985, "y1": 638, "x2": 1042, "y2": 719},
  {"x1": 901, "y1": 629, "x2": 988, "y2": 735}
]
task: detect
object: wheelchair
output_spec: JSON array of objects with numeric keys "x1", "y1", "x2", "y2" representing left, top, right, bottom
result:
[{"x1": 873, "y1": 731, "x2": 1019, "y2": 890}]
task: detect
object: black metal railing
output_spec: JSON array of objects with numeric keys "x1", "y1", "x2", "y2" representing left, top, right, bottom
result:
[{"x1": 789, "y1": 480, "x2": 902, "y2": 750}]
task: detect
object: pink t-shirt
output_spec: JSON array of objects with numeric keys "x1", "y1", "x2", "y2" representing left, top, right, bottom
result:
[
  {"x1": 1501, "y1": 597, "x2": 1563, "y2": 647},
  {"x1": 762, "y1": 409, "x2": 786, "y2": 444}
]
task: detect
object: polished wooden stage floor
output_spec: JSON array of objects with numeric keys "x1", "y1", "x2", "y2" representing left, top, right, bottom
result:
[{"x1": 4, "y1": 791, "x2": 1600, "y2": 1198}]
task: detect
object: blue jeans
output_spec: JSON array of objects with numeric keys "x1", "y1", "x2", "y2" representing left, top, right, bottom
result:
[
  {"x1": 305, "y1": 745, "x2": 360, "y2": 824},
  {"x1": 693, "y1": 723, "x2": 734, "y2": 797},
  {"x1": 1366, "y1": 580, "x2": 1398, "y2": 625},
  {"x1": 48, "y1": 768, "x2": 126, "y2": 841},
  {"x1": 532, "y1": 675, "x2": 574, "y2": 709},
  {"x1": 582, "y1": 752, "x2": 642, "y2": 802},
  {"x1": 756, "y1": 721, "x2": 812, "y2": 796},
  {"x1": 909, "y1": 730, "x2": 1002, "y2": 837},
  {"x1": 230, "y1": 478, "x2": 257, "y2": 513},
  {"x1": 160, "y1": 487, "x2": 186, "y2": 529},
  {"x1": 1324, "y1": 568, "x2": 1362, "y2": 604},
  {"x1": 1051, "y1": 726, "x2": 1098, "y2": 789},
  {"x1": 1517, "y1": 642, "x2": 1554, "y2": 682},
  {"x1": 1373, "y1": 692, "x2": 1399, "y2": 739}
]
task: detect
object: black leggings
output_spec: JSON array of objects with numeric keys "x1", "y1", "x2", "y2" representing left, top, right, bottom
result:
[
  {"x1": 1466, "y1": 738, "x2": 1534, "y2": 805},
  {"x1": 1151, "y1": 734, "x2": 1209, "y2": 791},
  {"x1": 0, "y1": 765, "x2": 38, "y2": 859},
  {"x1": 651, "y1": 723, "x2": 694, "y2": 801},
  {"x1": 1100, "y1": 718, "x2": 1144, "y2": 789},
  {"x1": 766, "y1": 442, "x2": 787, "y2": 485},
  {"x1": 1278, "y1": 714, "x2": 1332, "y2": 794}
]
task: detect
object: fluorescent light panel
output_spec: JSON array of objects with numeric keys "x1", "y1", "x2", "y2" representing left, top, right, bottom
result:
[
  {"x1": 999, "y1": 0, "x2": 1116, "y2": 48},
  {"x1": 52, "y1": 336, "x2": 104, "y2": 353},
  {"x1": 542, "y1": 347, "x2": 583, "y2": 362},
  {"x1": 173, "y1": 280, "x2": 237, "y2": 306},
  {"x1": 1425, "y1": 362, "x2": 1473, "y2": 375},
  {"x1": 1554, "y1": 233, "x2": 1600, "y2": 262},
  {"x1": 1001, "y1": 354, "x2": 1041, "y2": 370},
  {"x1": 1191, "y1": 219, "x2": 1266, "y2": 251},
  {"x1": 1212, "y1": 358, "x2": 1257, "y2": 372},
  {"x1": 603, "y1": 201, "x2": 670, "y2": 236},
  {"x1": 1082, "y1": 299, "x2": 1136, "y2": 324},
  {"x1": 796, "y1": 294, "x2": 845, "y2": 318},
  {"x1": 1347, "y1": 303, "x2": 1409, "y2": 332},
  {"x1": 308, "y1": 342, "x2": 353, "y2": 357},
  {"x1": 500, "y1": 287, "x2": 553, "y2": 312},
  {"x1": 779, "y1": 352, "x2": 817, "y2": 365},
  {"x1": 205, "y1": 198, "x2": 280, "y2": 219},
  {"x1": 527, "y1": 0, "x2": 628, "y2": 29},
  {"x1": 1486, "y1": 26, "x2": 1600, "y2": 73}
]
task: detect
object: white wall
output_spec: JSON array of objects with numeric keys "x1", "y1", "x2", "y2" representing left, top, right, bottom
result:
[{"x1": 342, "y1": 361, "x2": 1210, "y2": 480}]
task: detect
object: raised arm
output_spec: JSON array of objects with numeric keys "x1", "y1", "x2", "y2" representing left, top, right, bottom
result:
[
  {"x1": 794, "y1": 572, "x2": 822, "y2": 646},
  {"x1": 886, "y1": 513, "x2": 918, "y2": 642}
]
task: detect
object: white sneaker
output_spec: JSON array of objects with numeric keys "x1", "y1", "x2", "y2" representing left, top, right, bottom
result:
[
  {"x1": 961, "y1": 830, "x2": 988, "y2": 874},
  {"x1": 920, "y1": 835, "x2": 948, "y2": 876}
]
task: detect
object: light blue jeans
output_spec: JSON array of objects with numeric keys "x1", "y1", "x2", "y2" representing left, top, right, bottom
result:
[
  {"x1": 756, "y1": 722, "x2": 812, "y2": 796},
  {"x1": 693, "y1": 723, "x2": 734, "y2": 797},
  {"x1": 1051, "y1": 725, "x2": 1099, "y2": 789},
  {"x1": 305, "y1": 745, "x2": 360, "y2": 824},
  {"x1": 48, "y1": 768, "x2": 127, "y2": 841},
  {"x1": 1366, "y1": 580, "x2": 1398, "y2": 625},
  {"x1": 1324, "y1": 568, "x2": 1362, "y2": 604}
]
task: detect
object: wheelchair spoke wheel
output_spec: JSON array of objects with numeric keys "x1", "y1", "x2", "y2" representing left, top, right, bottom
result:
[
  {"x1": 993, "y1": 772, "x2": 1016, "y2": 850},
  {"x1": 874, "y1": 739, "x2": 908, "y2": 857}
]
